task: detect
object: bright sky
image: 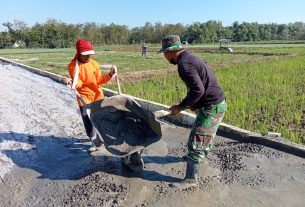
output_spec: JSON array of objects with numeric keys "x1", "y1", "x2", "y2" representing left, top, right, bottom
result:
[{"x1": 1, "y1": 0, "x2": 305, "y2": 31}]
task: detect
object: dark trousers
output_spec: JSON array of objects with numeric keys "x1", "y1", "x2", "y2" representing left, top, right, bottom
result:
[
  {"x1": 80, "y1": 106, "x2": 93, "y2": 137},
  {"x1": 142, "y1": 48, "x2": 147, "y2": 56}
]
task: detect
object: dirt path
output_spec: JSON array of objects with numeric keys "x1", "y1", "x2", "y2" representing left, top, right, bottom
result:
[{"x1": 0, "y1": 62, "x2": 305, "y2": 207}]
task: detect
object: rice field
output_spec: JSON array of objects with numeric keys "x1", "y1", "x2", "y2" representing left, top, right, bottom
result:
[{"x1": 0, "y1": 44, "x2": 304, "y2": 143}]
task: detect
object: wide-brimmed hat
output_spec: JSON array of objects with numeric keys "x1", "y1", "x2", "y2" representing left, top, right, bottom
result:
[{"x1": 159, "y1": 35, "x2": 184, "y2": 53}]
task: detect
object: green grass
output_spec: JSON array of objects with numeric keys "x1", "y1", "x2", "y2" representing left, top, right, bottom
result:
[
  {"x1": 105, "y1": 47, "x2": 305, "y2": 144},
  {"x1": 0, "y1": 47, "x2": 173, "y2": 76},
  {"x1": 218, "y1": 56, "x2": 305, "y2": 143}
]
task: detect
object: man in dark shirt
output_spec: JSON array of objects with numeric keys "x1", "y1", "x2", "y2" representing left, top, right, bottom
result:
[{"x1": 159, "y1": 35, "x2": 227, "y2": 189}]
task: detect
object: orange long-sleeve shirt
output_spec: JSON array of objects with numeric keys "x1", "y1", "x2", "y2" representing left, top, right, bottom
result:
[{"x1": 67, "y1": 59, "x2": 111, "y2": 106}]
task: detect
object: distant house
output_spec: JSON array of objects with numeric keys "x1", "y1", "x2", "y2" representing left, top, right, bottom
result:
[
  {"x1": 219, "y1": 38, "x2": 231, "y2": 47},
  {"x1": 219, "y1": 38, "x2": 233, "y2": 53},
  {"x1": 12, "y1": 42, "x2": 20, "y2": 48},
  {"x1": 12, "y1": 41, "x2": 25, "y2": 48}
]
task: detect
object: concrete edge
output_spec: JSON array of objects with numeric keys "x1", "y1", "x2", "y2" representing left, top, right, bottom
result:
[
  {"x1": 0, "y1": 57, "x2": 64, "y2": 83},
  {"x1": 1, "y1": 56, "x2": 305, "y2": 158}
]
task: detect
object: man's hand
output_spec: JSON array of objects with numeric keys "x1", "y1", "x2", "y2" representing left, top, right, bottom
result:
[
  {"x1": 189, "y1": 106, "x2": 196, "y2": 112},
  {"x1": 63, "y1": 77, "x2": 72, "y2": 86},
  {"x1": 169, "y1": 105, "x2": 182, "y2": 116}
]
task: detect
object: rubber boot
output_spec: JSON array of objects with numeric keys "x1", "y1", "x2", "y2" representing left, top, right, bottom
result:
[
  {"x1": 171, "y1": 158, "x2": 199, "y2": 189},
  {"x1": 89, "y1": 131, "x2": 106, "y2": 156},
  {"x1": 91, "y1": 135, "x2": 103, "y2": 148},
  {"x1": 88, "y1": 134, "x2": 103, "y2": 152},
  {"x1": 122, "y1": 151, "x2": 144, "y2": 172},
  {"x1": 89, "y1": 128, "x2": 103, "y2": 152}
]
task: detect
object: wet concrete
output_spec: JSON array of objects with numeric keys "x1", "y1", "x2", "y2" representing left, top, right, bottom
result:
[
  {"x1": 89, "y1": 97, "x2": 161, "y2": 157},
  {"x1": 0, "y1": 62, "x2": 305, "y2": 207}
]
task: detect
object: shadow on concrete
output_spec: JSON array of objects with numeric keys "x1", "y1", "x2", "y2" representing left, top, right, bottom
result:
[{"x1": 0, "y1": 132, "x2": 182, "y2": 182}]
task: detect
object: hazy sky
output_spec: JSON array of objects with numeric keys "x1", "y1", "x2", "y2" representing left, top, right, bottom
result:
[{"x1": 1, "y1": 0, "x2": 305, "y2": 31}]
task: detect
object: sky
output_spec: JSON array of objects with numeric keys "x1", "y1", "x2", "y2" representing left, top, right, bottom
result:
[{"x1": 1, "y1": 0, "x2": 305, "y2": 31}]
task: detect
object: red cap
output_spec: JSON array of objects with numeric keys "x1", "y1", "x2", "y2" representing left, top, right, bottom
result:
[{"x1": 73, "y1": 39, "x2": 95, "y2": 60}]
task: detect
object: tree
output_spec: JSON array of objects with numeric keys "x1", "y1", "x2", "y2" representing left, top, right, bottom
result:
[
  {"x1": 288, "y1": 22, "x2": 305, "y2": 40},
  {"x1": 201, "y1": 20, "x2": 223, "y2": 43},
  {"x1": 1, "y1": 19, "x2": 305, "y2": 48},
  {"x1": 277, "y1": 24, "x2": 290, "y2": 40},
  {"x1": 0, "y1": 31, "x2": 12, "y2": 48},
  {"x1": 184, "y1": 22, "x2": 204, "y2": 43},
  {"x1": 259, "y1": 24, "x2": 272, "y2": 41}
]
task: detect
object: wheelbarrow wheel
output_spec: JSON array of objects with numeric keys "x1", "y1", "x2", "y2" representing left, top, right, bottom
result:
[{"x1": 123, "y1": 152, "x2": 144, "y2": 172}]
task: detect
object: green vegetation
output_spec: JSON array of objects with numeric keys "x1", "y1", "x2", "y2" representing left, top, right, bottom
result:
[
  {"x1": 0, "y1": 47, "x2": 173, "y2": 76},
  {"x1": 0, "y1": 44, "x2": 304, "y2": 144},
  {"x1": 1, "y1": 19, "x2": 305, "y2": 49},
  {"x1": 218, "y1": 55, "x2": 305, "y2": 143}
]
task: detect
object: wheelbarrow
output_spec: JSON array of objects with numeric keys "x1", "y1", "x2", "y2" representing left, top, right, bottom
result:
[{"x1": 71, "y1": 64, "x2": 170, "y2": 171}]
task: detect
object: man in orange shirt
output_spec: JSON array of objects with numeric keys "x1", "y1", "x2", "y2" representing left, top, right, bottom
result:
[{"x1": 64, "y1": 39, "x2": 115, "y2": 153}]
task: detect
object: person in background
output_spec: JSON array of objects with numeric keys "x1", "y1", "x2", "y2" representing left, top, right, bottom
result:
[
  {"x1": 63, "y1": 39, "x2": 116, "y2": 154},
  {"x1": 159, "y1": 35, "x2": 227, "y2": 189},
  {"x1": 141, "y1": 43, "x2": 147, "y2": 57}
]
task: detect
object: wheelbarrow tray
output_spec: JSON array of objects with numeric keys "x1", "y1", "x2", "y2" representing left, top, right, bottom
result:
[{"x1": 88, "y1": 95, "x2": 162, "y2": 157}]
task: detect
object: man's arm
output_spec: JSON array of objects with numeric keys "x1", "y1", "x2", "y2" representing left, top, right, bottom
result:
[{"x1": 178, "y1": 62, "x2": 205, "y2": 109}]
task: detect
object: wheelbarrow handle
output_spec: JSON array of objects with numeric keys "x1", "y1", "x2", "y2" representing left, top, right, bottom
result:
[
  {"x1": 149, "y1": 109, "x2": 176, "y2": 128},
  {"x1": 65, "y1": 82, "x2": 89, "y2": 110},
  {"x1": 74, "y1": 90, "x2": 89, "y2": 108},
  {"x1": 101, "y1": 64, "x2": 121, "y2": 95},
  {"x1": 153, "y1": 109, "x2": 172, "y2": 118},
  {"x1": 113, "y1": 73, "x2": 121, "y2": 95}
]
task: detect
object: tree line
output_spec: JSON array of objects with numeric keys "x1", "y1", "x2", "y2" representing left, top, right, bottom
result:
[{"x1": 1, "y1": 19, "x2": 305, "y2": 48}]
